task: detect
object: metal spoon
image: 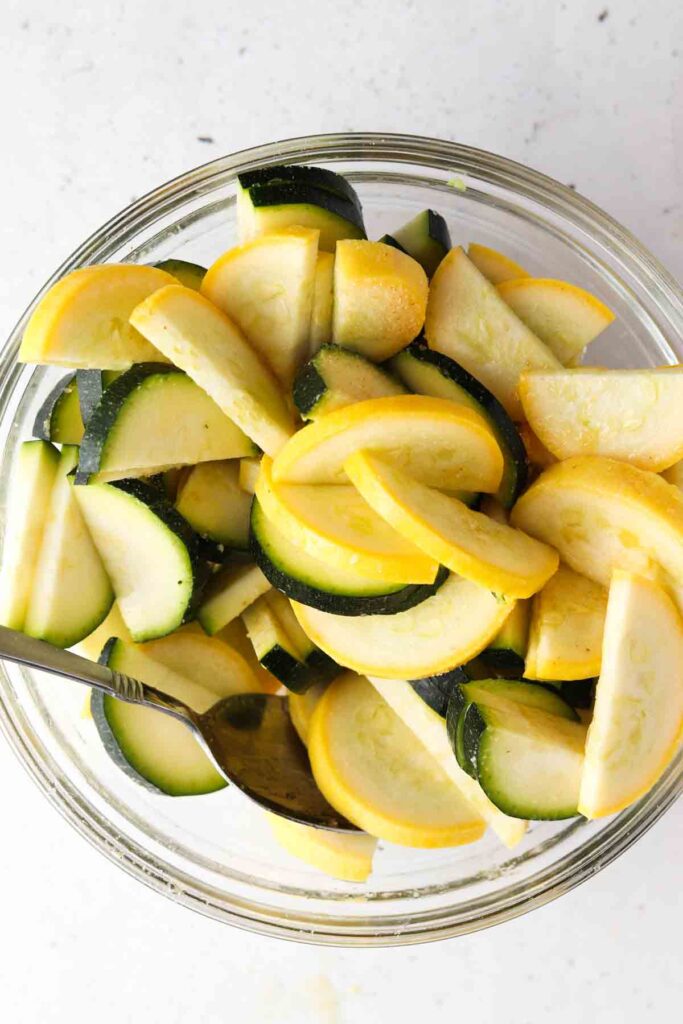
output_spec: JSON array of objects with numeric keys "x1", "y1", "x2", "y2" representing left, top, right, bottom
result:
[{"x1": 0, "y1": 625, "x2": 354, "y2": 831}]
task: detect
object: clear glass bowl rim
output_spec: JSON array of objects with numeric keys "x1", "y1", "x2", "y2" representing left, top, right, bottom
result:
[{"x1": 0, "y1": 131, "x2": 680, "y2": 946}]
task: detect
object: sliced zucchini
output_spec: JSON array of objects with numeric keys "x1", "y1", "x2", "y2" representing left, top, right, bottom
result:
[
  {"x1": 408, "y1": 666, "x2": 471, "y2": 718},
  {"x1": 140, "y1": 629, "x2": 260, "y2": 697},
  {"x1": 448, "y1": 678, "x2": 579, "y2": 724},
  {"x1": 368, "y1": 676, "x2": 527, "y2": 848},
  {"x1": 332, "y1": 240, "x2": 428, "y2": 360},
  {"x1": 264, "y1": 590, "x2": 339, "y2": 686},
  {"x1": 32, "y1": 373, "x2": 84, "y2": 444},
  {"x1": 288, "y1": 682, "x2": 329, "y2": 747},
  {"x1": 216, "y1": 616, "x2": 280, "y2": 693},
  {"x1": 24, "y1": 446, "x2": 113, "y2": 647},
  {"x1": 94, "y1": 638, "x2": 225, "y2": 795},
  {"x1": 293, "y1": 344, "x2": 406, "y2": 421},
  {"x1": 510, "y1": 456, "x2": 683, "y2": 611},
  {"x1": 425, "y1": 247, "x2": 560, "y2": 419},
  {"x1": 76, "y1": 369, "x2": 121, "y2": 425},
  {"x1": 267, "y1": 812, "x2": 376, "y2": 883},
  {"x1": 519, "y1": 368, "x2": 683, "y2": 471},
  {"x1": 291, "y1": 572, "x2": 515, "y2": 680},
  {"x1": 389, "y1": 342, "x2": 528, "y2": 507},
  {"x1": 308, "y1": 251, "x2": 335, "y2": 357},
  {"x1": 129, "y1": 285, "x2": 295, "y2": 458},
  {"x1": 197, "y1": 563, "x2": 271, "y2": 635},
  {"x1": 251, "y1": 497, "x2": 448, "y2": 615},
  {"x1": 308, "y1": 673, "x2": 486, "y2": 848},
  {"x1": 378, "y1": 234, "x2": 408, "y2": 254},
  {"x1": 498, "y1": 279, "x2": 615, "y2": 365},
  {"x1": 19, "y1": 264, "x2": 176, "y2": 369},
  {"x1": 466, "y1": 243, "x2": 530, "y2": 286},
  {"x1": 255, "y1": 457, "x2": 438, "y2": 585},
  {"x1": 0, "y1": 441, "x2": 60, "y2": 630},
  {"x1": 201, "y1": 227, "x2": 319, "y2": 385},
  {"x1": 237, "y1": 179, "x2": 365, "y2": 252},
  {"x1": 481, "y1": 599, "x2": 530, "y2": 677},
  {"x1": 344, "y1": 452, "x2": 558, "y2": 600},
  {"x1": 176, "y1": 460, "x2": 252, "y2": 554},
  {"x1": 272, "y1": 394, "x2": 503, "y2": 492},
  {"x1": 242, "y1": 593, "x2": 314, "y2": 692},
  {"x1": 457, "y1": 697, "x2": 586, "y2": 819},
  {"x1": 389, "y1": 209, "x2": 451, "y2": 278},
  {"x1": 153, "y1": 258, "x2": 207, "y2": 290},
  {"x1": 74, "y1": 477, "x2": 207, "y2": 642},
  {"x1": 77, "y1": 363, "x2": 256, "y2": 483},
  {"x1": 525, "y1": 565, "x2": 607, "y2": 681},
  {"x1": 237, "y1": 164, "x2": 362, "y2": 211},
  {"x1": 579, "y1": 571, "x2": 683, "y2": 819}
]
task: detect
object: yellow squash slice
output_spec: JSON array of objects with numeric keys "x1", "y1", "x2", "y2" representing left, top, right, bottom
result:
[
  {"x1": 525, "y1": 565, "x2": 608, "y2": 681},
  {"x1": 425, "y1": 247, "x2": 560, "y2": 419},
  {"x1": 333, "y1": 240, "x2": 428, "y2": 360},
  {"x1": 129, "y1": 285, "x2": 294, "y2": 457},
  {"x1": 467, "y1": 243, "x2": 530, "y2": 285},
  {"x1": 497, "y1": 278, "x2": 615, "y2": 365},
  {"x1": 510, "y1": 456, "x2": 683, "y2": 613},
  {"x1": 520, "y1": 368, "x2": 683, "y2": 471},
  {"x1": 308, "y1": 673, "x2": 486, "y2": 848},
  {"x1": 663, "y1": 459, "x2": 683, "y2": 492},
  {"x1": 368, "y1": 677, "x2": 527, "y2": 848},
  {"x1": 201, "y1": 227, "x2": 319, "y2": 385},
  {"x1": 309, "y1": 251, "x2": 335, "y2": 356},
  {"x1": 255, "y1": 456, "x2": 438, "y2": 584},
  {"x1": 292, "y1": 572, "x2": 514, "y2": 679},
  {"x1": 271, "y1": 394, "x2": 503, "y2": 492},
  {"x1": 266, "y1": 813, "x2": 376, "y2": 883},
  {"x1": 578, "y1": 571, "x2": 683, "y2": 818},
  {"x1": 19, "y1": 264, "x2": 176, "y2": 368},
  {"x1": 345, "y1": 451, "x2": 558, "y2": 599},
  {"x1": 288, "y1": 683, "x2": 329, "y2": 748}
]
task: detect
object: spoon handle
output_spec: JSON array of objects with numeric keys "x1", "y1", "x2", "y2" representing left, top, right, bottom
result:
[{"x1": 0, "y1": 625, "x2": 194, "y2": 725}]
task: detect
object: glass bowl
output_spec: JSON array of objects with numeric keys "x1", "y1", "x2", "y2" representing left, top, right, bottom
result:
[{"x1": 0, "y1": 133, "x2": 681, "y2": 947}]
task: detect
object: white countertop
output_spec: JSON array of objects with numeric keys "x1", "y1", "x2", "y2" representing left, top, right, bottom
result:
[{"x1": 1, "y1": 1, "x2": 681, "y2": 1020}]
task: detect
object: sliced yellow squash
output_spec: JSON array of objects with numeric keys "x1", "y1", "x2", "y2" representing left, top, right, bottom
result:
[
  {"x1": 467, "y1": 243, "x2": 530, "y2": 285},
  {"x1": 345, "y1": 452, "x2": 558, "y2": 599},
  {"x1": 308, "y1": 673, "x2": 485, "y2": 848},
  {"x1": 19, "y1": 264, "x2": 176, "y2": 368},
  {"x1": 368, "y1": 676, "x2": 527, "y2": 848},
  {"x1": 425, "y1": 247, "x2": 560, "y2": 419},
  {"x1": 663, "y1": 459, "x2": 683, "y2": 492},
  {"x1": 520, "y1": 368, "x2": 683, "y2": 471},
  {"x1": 201, "y1": 227, "x2": 319, "y2": 385},
  {"x1": 289, "y1": 682, "x2": 329, "y2": 748},
  {"x1": 266, "y1": 812, "x2": 376, "y2": 882},
  {"x1": 333, "y1": 240, "x2": 428, "y2": 360},
  {"x1": 255, "y1": 456, "x2": 438, "y2": 584},
  {"x1": 271, "y1": 394, "x2": 503, "y2": 492},
  {"x1": 578, "y1": 571, "x2": 683, "y2": 818},
  {"x1": 129, "y1": 285, "x2": 294, "y2": 457},
  {"x1": 292, "y1": 572, "x2": 514, "y2": 678},
  {"x1": 309, "y1": 251, "x2": 335, "y2": 357},
  {"x1": 140, "y1": 631, "x2": 260, "y2": 697},
  {"x1": 525, "y1": 565, "x2": 607, "y2": 681},
  {"x1": 510, "y1": 456, "x2": 683, "y2": 613},
  {"x1": 497, "y1": 278, "x2": 615, "y2": 365}
]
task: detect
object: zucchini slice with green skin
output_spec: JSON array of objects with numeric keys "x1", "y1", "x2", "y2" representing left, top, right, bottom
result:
[
  {"x1": 239, "y1": 181, "x2": 365, "y2": 252},
  {"x1": 389, "y1": 342, "x2": 528, "y2": 508},
  {"x1": 77, "y1": 363, "x2": 256, "y2": 482},
  {"x1": 153, "y1": 259, "x2": 207, "y2": 291},
  {"x1": 293, "y1": 344, "x2": 406, "y2": 421},
  {"x1": 250, "y1": 498, "x2": 448, "y2": 615},
  {"x1": 197, "y1": 563, "x2": 271, "y2": 635},
  {"x1": 32, "y1": 373, "x2": 84, "y2": 444},
  {"x1": 74, "y1": 477, "x2": 208, "y2": 642},
  {"x1": 264, "y1": 590, "x2": 340, "y2": 686},
  {"x1": 242, "y1": 594, "x2": 316, "y2": 693},
  {"x1": 449, "y1": 678, "x2": 579, "y2": 722},
  {"x1": 0, "y1": 440, "x2": 61, "y2": 630},
  {"x1": 480, "y1": 599, "x2": 530, "y2": 677},
  {"x1": 408, "y1": 666, "x2": 471, "y2": 718},
  {"x1": 238, "y1": 165, "x2": 362, "y2": 212},
  {"x1": 389, "y1": 209, "x2": 452, "y2": 278},
  {"x1": 176, "y1": 460, "x2": 252, "y2": 554},
  {"x1": 93, "y1": 638, "x2": 226, "y2": 795},
  {"x1": 453, "y1": 698, "x2": 586, "y2": 819},
  {"x1": 24, "y1": 446, "x2": 114, "y2": 647},
  {"x1": 76, "y1": 369, "x2": 121, "y2": 426},
  {"x1": 378, "y1": 234, "x2": 408, "y2": 254}
]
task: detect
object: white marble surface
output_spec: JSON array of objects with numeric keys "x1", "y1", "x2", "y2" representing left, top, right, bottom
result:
[{"x1": 0, "y1": 1, "x2": 681, "y2": 1020}]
